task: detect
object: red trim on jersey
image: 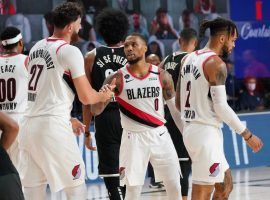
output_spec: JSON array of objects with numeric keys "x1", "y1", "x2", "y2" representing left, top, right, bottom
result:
[
  {"x1": 24, "y1": 56, "x2": 29, "y2": 69},
  {"x1": 195, "y1": 50, "x2": 213, "y2": 55},
  {"x1": 116, "y1": 96, "x2": 164, "y2": 126},
  {"x1": 202, "y1": 55, "x2": 217, "y2": 76},
  {"x1": 56, "y1": 43, "x2": 68, "y2": 54},
  {"x1": 126, "y1": 64, "x2": 152, "y2": 80},
  {"x1": 47, "y1": 37, "x2": 64, "y2": 42},
  {"x1": 0, "y1": 53, "x2": 19, "y2": 57},
  {"x1": 158, "y1": 67, "x2": 164, "y2": 88},
  {"x1": 115, "y1": 70, "x2": 124, "y2": 96},
  {"x1": 64, "y1": 70, "x2": 71, "y2": 77}
]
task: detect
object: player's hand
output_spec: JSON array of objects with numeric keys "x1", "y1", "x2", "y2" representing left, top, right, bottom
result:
[
  {"x1": 245, "y1": 134, "x2": 263, "y2": 153},
  {"x1": 100, "y1": 78, "x2": 116, "y2": 102},
  {"x1": 70, "y1": 118, "x2": 86, "y2": 136},
  {"x1": 84, "y1": 132, "x2": 97, "y2": 151}
]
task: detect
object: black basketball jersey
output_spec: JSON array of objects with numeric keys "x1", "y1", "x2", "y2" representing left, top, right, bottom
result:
[
  {"x1": 163, "y1": 51, "x2": 188, "y2": 89},
  {"x1": 91, "y1": 45, "x2": 127, "y2": 110}
]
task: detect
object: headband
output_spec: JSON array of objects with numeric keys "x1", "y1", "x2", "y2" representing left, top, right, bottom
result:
[{"x1": 1, "y1": 33, "x2": 22, "y2": 46}]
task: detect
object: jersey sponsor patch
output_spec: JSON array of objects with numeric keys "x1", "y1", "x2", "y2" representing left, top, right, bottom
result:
[
  {"x1": 209, "y1": 163, "x2": 220, "y2": 177},
  {"x1": 72, "y1": 164, "x2": 81, "y2": 180}
]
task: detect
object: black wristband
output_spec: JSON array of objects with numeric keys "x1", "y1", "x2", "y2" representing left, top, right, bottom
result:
[
  {"x1": 244, "y1": 134, "x2": 253, "y2": 141},
  {"x1": 85, "y1": 131, "x2": 90, "y2": 137}
]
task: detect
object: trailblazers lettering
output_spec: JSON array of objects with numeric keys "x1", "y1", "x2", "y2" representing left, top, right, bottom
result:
[{"x1": 126, "y1": 87, "x2": 160, "y2": 100}]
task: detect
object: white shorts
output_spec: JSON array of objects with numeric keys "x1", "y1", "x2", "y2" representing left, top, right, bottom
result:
[
  {"x1": 183, "y1": 123, "x2": 229, "y2": 184},
  {"x1": 18, "y1": 116, "x2": 85, "y2": 192},
  {"x1": 119, "y1": 126, "x2": 181, "y2": 186},
  {"x1": 6, "y1": 113, "x2": 24, "y2": 169}
]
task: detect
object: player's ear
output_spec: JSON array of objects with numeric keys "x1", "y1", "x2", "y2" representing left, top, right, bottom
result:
[{"x1": 219, "y1": 34, "x2": 225, "y2": 44}]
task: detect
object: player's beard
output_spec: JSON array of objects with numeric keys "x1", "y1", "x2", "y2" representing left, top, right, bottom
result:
[
  {"x1": 127, "y1": 56, "x2": 143, "y2": 65},
  {"x1": 70, "y1": 30, "x2": 79, "y2": 44},
  {"x1": 221, "y1": 43, "x2": 230, "y2": 59}
]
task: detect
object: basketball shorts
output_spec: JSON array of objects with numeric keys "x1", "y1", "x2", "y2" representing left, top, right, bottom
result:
[
  {"x1": 119, "y1": 126, "x2": 181, "y2": 186},
  {"x1": 6, "y1": 113, "x2": 24, "y2": 169},
  {"x1": 18, "y1": 116, "x2": 85, "y2": 192},
  {"x1": 94, "y1": 110, "x2": 122, "y2": 176},
  {"x1": 183, "y1": 123, "x2": 229, "y2": 184}
]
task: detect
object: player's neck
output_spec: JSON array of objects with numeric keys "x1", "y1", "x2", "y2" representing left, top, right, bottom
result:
[
  {"x1": 205, "y1": 40, "x2": 222, "y2": 55},
  {"x1": 107, "y1": 41, "x2": 123, "y2": 48},
  {"x1": 51, "y1": 30, "x2": 71, "y2": 44},
  {"x1": 1, "y1": 48, "x2": 19, "y2": 55},
  {"x1": 129, "y1": 60, "x2": 150, "y2": 77}
]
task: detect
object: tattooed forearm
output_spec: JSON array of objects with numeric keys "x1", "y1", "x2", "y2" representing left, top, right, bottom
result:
[{"x1": 161, "y1": 71, "x2": 175, "y2": 100}]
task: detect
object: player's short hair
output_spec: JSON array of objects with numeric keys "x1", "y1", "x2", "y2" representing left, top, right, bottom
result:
[
  {"x1": 127, "y1": 33, "x2": 147, "y2": 46},
  {"x1": 95, "y1": 8, "x2": 129, "y2": 45},
  {"x1": 180, "y1": 28, "x2": 197, "y2": 42},
  {"x1": 0, "y1": 26, "x2": 21, "y2": 50},
  {"x1": 199, "y1": 17, "x2": 238, "y2": 37},
  {"x1": 53, "y1": 2, "x2": 82, "y2": 29}
]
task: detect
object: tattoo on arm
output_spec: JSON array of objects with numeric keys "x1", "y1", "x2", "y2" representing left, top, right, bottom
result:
[
  {"x1": 161, "y1": 71, "x2": 175, "y2": 100},
  {"x1": 209, "y1": 63, "x2": 227, "y2": 86}
]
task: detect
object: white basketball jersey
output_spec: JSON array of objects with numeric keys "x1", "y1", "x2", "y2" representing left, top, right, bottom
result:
[
  {"x1": 116, "y1": 64, "x2": 166, "y2": 132},
  {"x1": 180, "y1": 50, "x2": 222, "y2": 127},
  {"x1": 26, "y1": 38, "x2": 75, "y2": 118},
  {"x1": 0, "y1": 53, "x2": 28, "y2": 114}
]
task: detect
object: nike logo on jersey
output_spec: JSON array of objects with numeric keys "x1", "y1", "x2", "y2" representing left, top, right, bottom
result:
[
  {"x1": 159, "y1": 132, "x2": 165, "y2": 136},
  {"x1": 125, "y1": 79, "x2": 134, "y2": 83}
]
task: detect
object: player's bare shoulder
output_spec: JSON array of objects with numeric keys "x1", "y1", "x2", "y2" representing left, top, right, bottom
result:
[{"x1": 203, "y1": 55, "x2": 227, "y2": 85}]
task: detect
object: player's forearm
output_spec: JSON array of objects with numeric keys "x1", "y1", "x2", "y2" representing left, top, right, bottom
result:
[
  {"x1": 0, "y1": 120, "x2": 19, "y2": 150},
  {"x1": 166, "y1": 97, "x2": 184, "y2": 133},
  {"x1": 82, "y1": 105, "x2": 92, "y2": 131},
  {"x1": 90, "y1": 100, "x2": 110, "y2": 116}
]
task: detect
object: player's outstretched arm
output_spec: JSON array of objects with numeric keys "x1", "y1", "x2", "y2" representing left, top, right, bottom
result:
[
  {"x1": 59, "y1": 45, "x2": 114, "y2": 105},
  {"x1": 82, "y1": 50, "x2": 96, "y2": 150},
  {"x1": 205, "y1": 56, "x2": 263, "y2": 152},
  {"x1": 161, "y1": 70, "x2": 184, "y2": 132},
  {"x1": 0, "y1": 112, "x2": 19, "y2": 150},
  {"x1": 91, "y1": 72, "x2": 121, "y2": 116}
]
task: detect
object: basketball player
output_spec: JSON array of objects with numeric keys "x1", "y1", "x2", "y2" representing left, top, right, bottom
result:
[
  {"x1": 0, "y1": 27, "x2": 28, "y2": 169},
  {"x1": 94, "y1": 33, "x2": 184, "y2": 200},
  {"x1": 175, "y1": 18, "x2": 263, "y2": 200},
  {"x1": 18, "y1": 2, "x2": 114, "y2": 200},
  {"x1": 159, "y1": 28, "x2": 198, "y2": 200},
  {"x1": 83, "y1": 8, "x2": 129, "y2": 199},
  {"x1": 0, "y1": 112, "x2": 24, "y2": 200}
]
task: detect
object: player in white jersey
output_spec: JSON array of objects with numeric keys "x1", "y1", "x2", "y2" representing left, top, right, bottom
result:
[
  {"x1": 175, "y1": 18, "x2": 263, "y2": 200},
  {"x1": 18, "y1": 2, "x2": 115, "y2": 200},
  {"x1": 0, "y1": 27, "x2": 28, "y2": 169},
  {"x1": 92, "y1": 33, "x2": 184, "y2": 200}
]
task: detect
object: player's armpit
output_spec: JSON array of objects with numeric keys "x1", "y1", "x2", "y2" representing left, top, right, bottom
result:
[{"x1": 160, "y1": 69, "x2": 176, "y2": 100}]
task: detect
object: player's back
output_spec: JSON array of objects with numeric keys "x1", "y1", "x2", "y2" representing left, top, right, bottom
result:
[
  {"x1": 26, "y1": 38, "x2": 75, "y2": 118},
  {"x1": 0, "y1": 53, "x2": 28, "y2": 114},
  {"x1": 180, "y1": 49, "x2": 222, "y2": 127},
  {"x1": 92, "y1": 45, "x2": 127, "y2": 111}
]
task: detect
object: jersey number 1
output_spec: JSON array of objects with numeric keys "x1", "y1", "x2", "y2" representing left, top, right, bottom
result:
[{"x1": 28, "y1": 64, "x2": 44, "y2": 91}]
